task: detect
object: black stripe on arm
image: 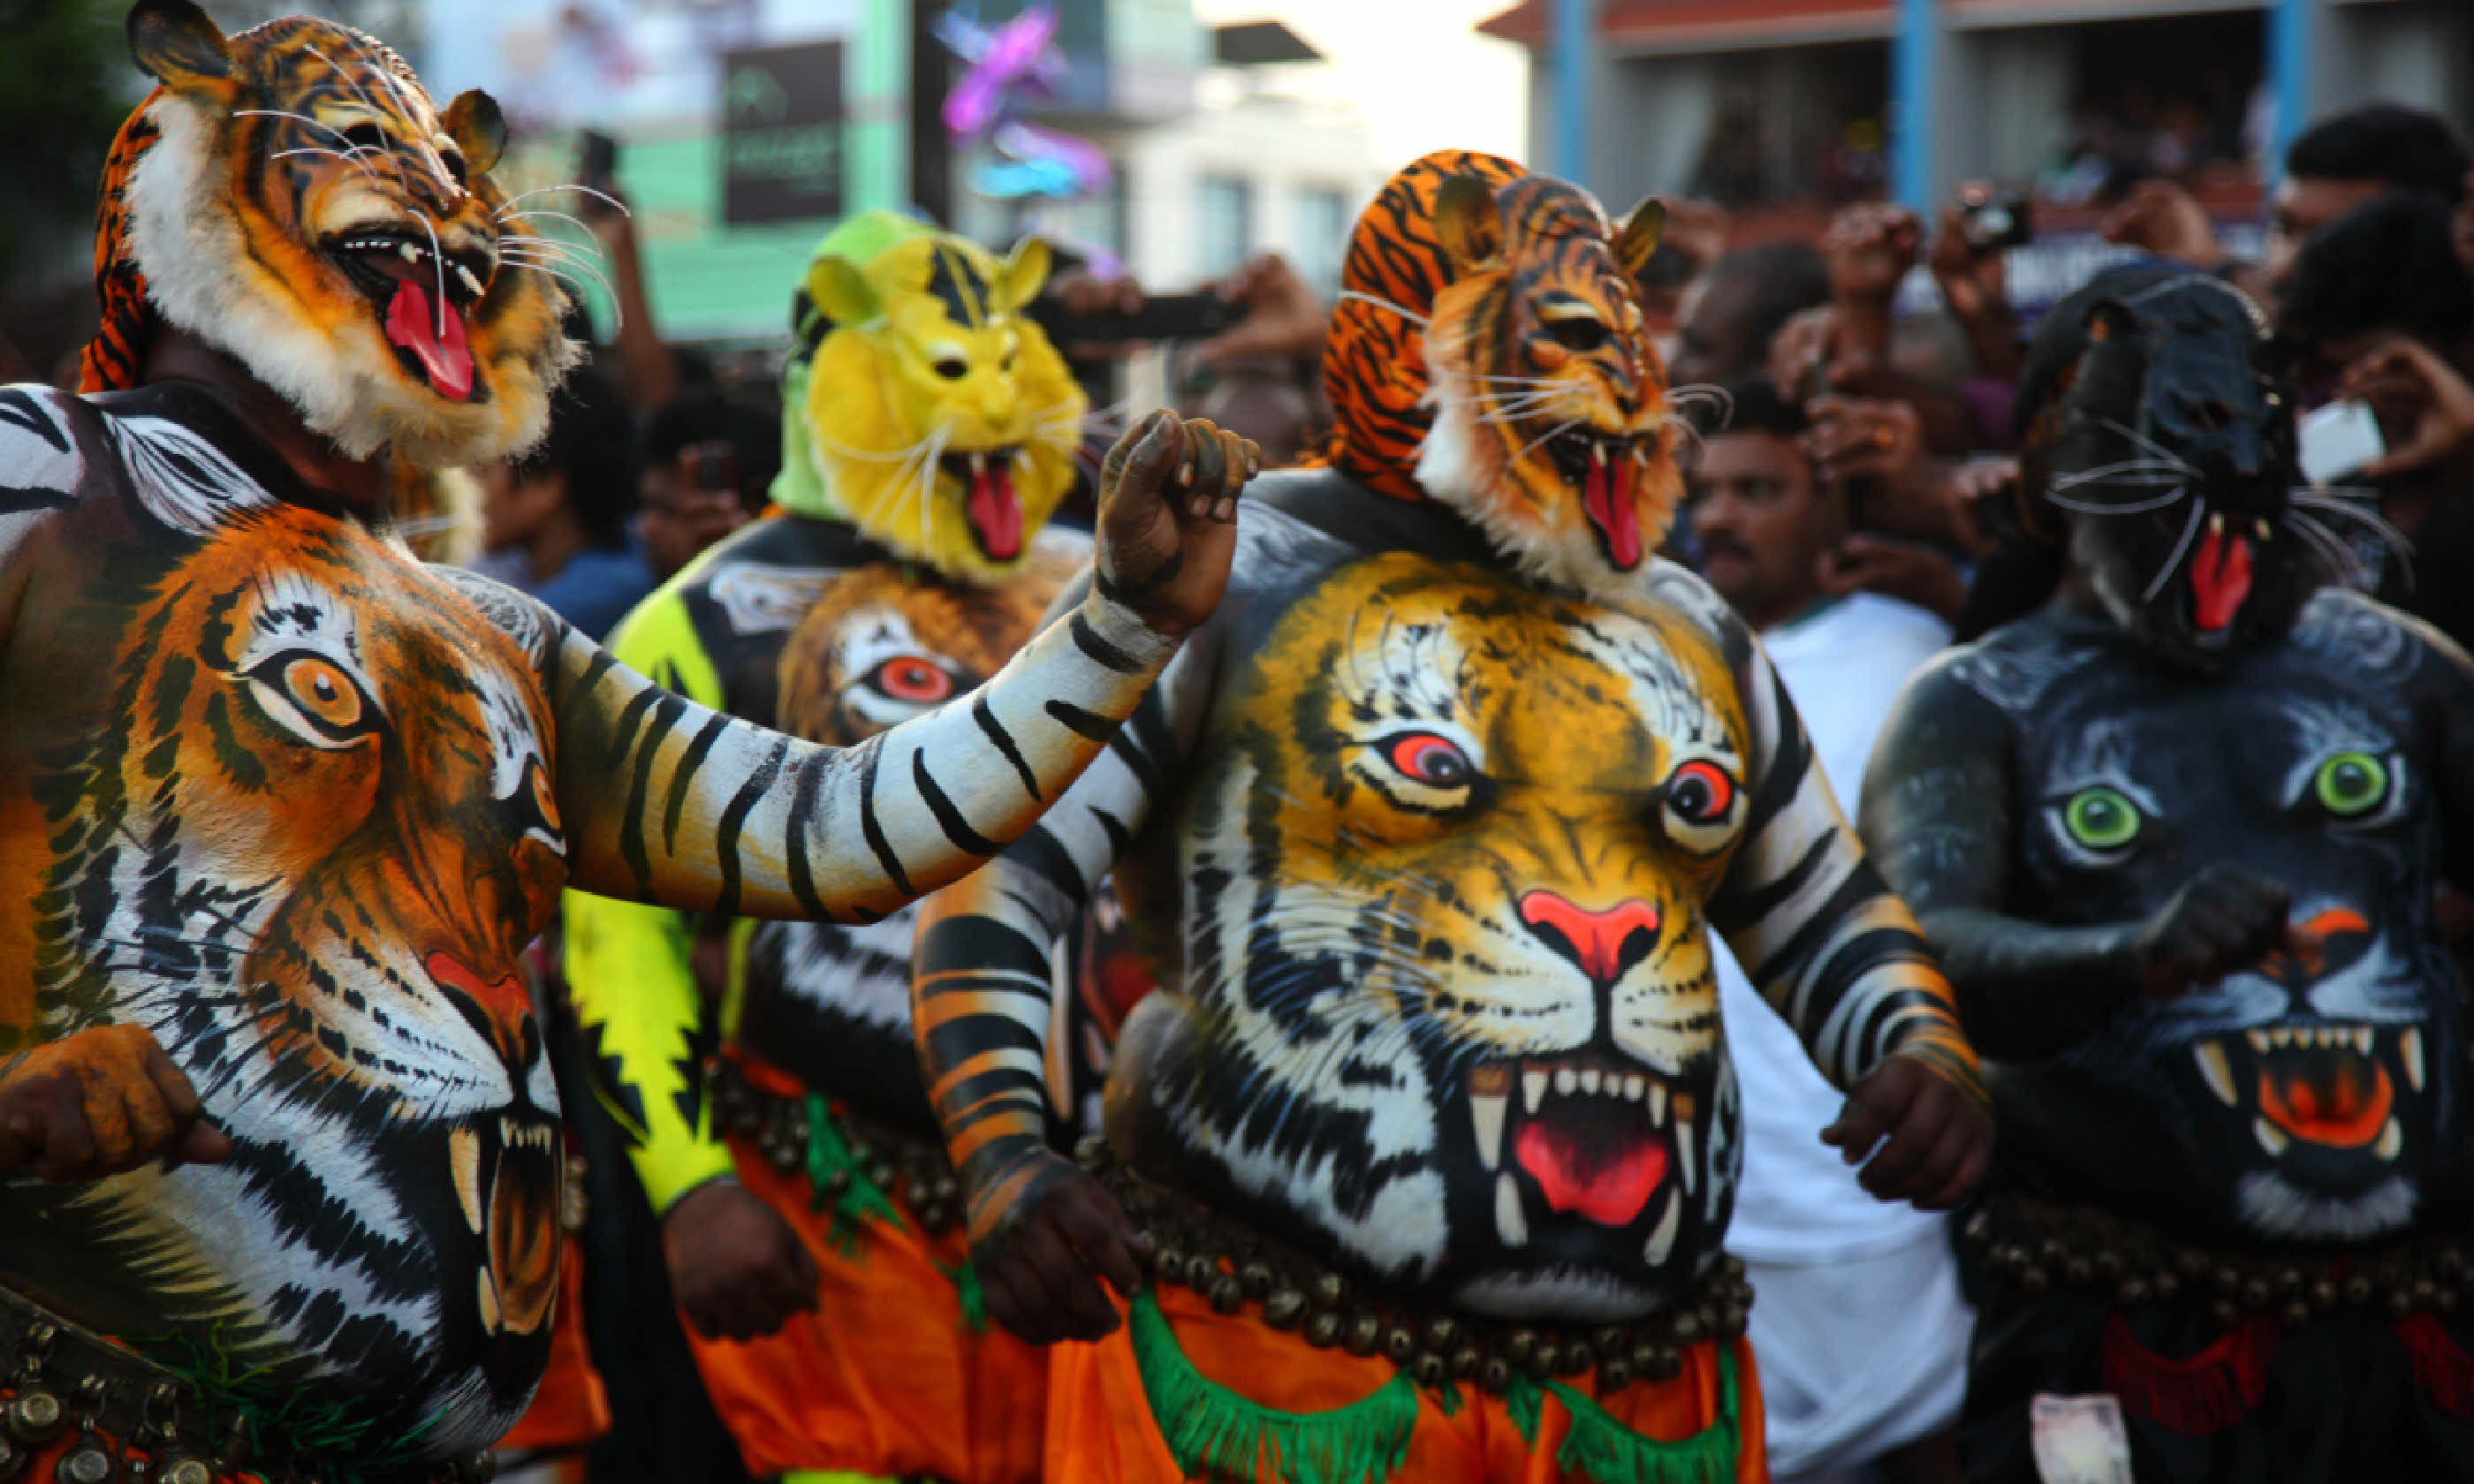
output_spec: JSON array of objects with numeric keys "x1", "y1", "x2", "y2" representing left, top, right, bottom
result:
[
  {"x1": 1736, "y1": 668, "x2": 1813, "y2": 838},
  {"x1": 1104, "y1": 727, "x2": 1163, "y2": 800},
  {"x1": 1744, "y1": 868, "x2": 1880, "y2": 999},
  {"x1": 1069, "y1": 610, "x2": 1145, "y2": 674},
  {"x1": 1708, "y1": 831, "x2": 1833, "y2": 940},
  {"x1": 663, "y1": 712, "x2": 732, "y2": 854},
  {"x1": 618, "y1": 693, "x2": 690, "y2": 887},
  {"x1": 1010, "y1": 824, "x2": 1096, "y2": 911},
  {"x1": 1045, "y1": 700, "x2": 1118, "y2": 741},
  {"x1": 857, "y1": 738, "x2": 915, "y2": 898},
  {"x1": 913, "y1": 749, "x2": 998, "y2": 856},
  {"x1": 710, "y1": 737, "x2": 791, "y2": 916},
  {"x1": 975, "y1": 693, "x2": 1042, "y2": 800},
  {"x1": 783, "y1": 752, "x2": 829, "y2": 919},
  {"x1": 603, "y1": 682, "x2": 664, "y2": 770}
]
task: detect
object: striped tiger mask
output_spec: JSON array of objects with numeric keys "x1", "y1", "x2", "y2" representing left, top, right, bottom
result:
[
  {"x1": 1409, "y1": 172, "x2": 1676, "y2": 601},
  {"x1": 83, "y1": 0, "x2": 577, "y2": 467}
]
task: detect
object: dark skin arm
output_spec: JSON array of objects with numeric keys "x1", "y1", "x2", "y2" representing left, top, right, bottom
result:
[{"x1": 1858, "y1": 662, "x2": 2296, "y2": 1060}]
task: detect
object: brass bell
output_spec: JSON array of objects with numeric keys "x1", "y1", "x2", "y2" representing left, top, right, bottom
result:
[
  {"x1": 2018, "y1": 1268, "x2": 2050, "y2": 1296},
  {"x1": 1559, "y1": 1342, "x2": 1593, "y2": 1376},
  {"x1": 1343, "y1": 1315, "x2": 1382, "y2": 1357},
  {"x1": 866, "y1": 1162, "x2": 899, "y2": 1192},
  {"x1": 2210, "y1": 1298, "x2": 2241, "y2": 1328},
  {"x1": 1074, "y1": 1134, "x2": 1107, "y2": 1169},
  {"x1": 0, "y1": 1436, "x2": 22, "y2": 1484},
  {"x1": 1501, "y1": 1329, "x2": 1537, "y2": 1364},
  {"x1": 1383, "y1": 1328, "x2": 1415, "y2": 1364},
  {"x1": 2240, "y1": 1278, "x2": 2271, "y2": 1311},
  {"x1": 1303, "y1": 1313, "x2": 1343, "y2": 1349},
  {"x1": 1424, "y1": 1318, "x2": 1458, "y2": 1352},
  {"x1": 52, "y1": 1439, "x2": 114, "y2": 1484},
  {"x1": 2212, "y1": 1266, "x2": 2242, "y2": 1297},
  {"x1": 2092, "y1": 1251, "x2": 2125, "y2": 1282},
  {"x1": 1263, "y1": 1291, "x2": 1308, "y2": 1330},
  {"x1": 1208, "y1": 1276, "x2": 1244, "y2": 1315},
  {"x1": 2344, "y1": 1274, "x2": 2375, "y2": 1306},
  {"x1": 4, "y1": 1390, "x2": 63, "y2": 1447},
  {"x1": 1185, "y1": 1255, "x2": 1219, "y2": 1291},
  {"x1": 156, "y1": 1460, "x2": 212, "y2": 1484},
  {"x1": 1449, "y1": 1344, "x2": 1482, "y2": 1380},
  {"x1": 2282, "y1": 1300, "x2": 2312, "y2": 1326},
  {"x1": 1410, "y1": 1352, "x2": 1446, "y2": 1389},
  {"x1": 845, "y1": 1140, "x2": 875, "y2": 1167},
  {"x1": 1151, "y1": 1247, "x2": 1186, "y2": 1283},
  {"x1": 1670, "y1": 1312, "x2": 1702, "y2": 1344},
  {"x1": 2174, "y1": 1248, "x2": 2209, "y2": 1279},
  {"x1": 2152, "y1": 1272, "x2": 2181, "y2": 1302},
  {"x1": 1312, "y1": 1273, "x2": 1347, "y2": 1309},
  {"x1": 2389, "y1": 1289, "x2": 2418, "y2": 1321},
  {"x1": 1963, "y1": 1210, "x2": 1993, "y2": 1244},
  {"x1": 1478, "y1": 1358, "x2": 1513, "y2": 1395},
  {"x1": 1528, "y1": 1342, "x2": 1560, "y2": 1377},
  {"x1": 2062, "y1": 1258, "x2": 2092, "y2": 1287},
  {"x1": 1592, "y1": 1326, "x2": 1627, "y2": 1357},
  {"x1": 1599, "y1": 1359, "x2": 1633, "y2": 1391},
  {"x1": 764, "y1": 1140, "x2": 799, "y2": 1175},
  {"x1": 460, "y1": 1450, "x2": 499, "y2": 1482},
  {"x1": 1716, "y1": 1305, "x2": 1748, "y2": 1339},
  {"x1": 2117, "y1": 1277, "x2": 2150, "y2": 1306},
  {"x1": 1239, "y1": 1264, "x2": 1274, "y2": 1299}
]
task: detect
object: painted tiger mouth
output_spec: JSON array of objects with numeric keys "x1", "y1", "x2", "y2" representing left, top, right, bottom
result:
[
  {"x1": 1468, "y1": 1053, "x2": 1693, "y2": 1265},
  {"x1": 447, "y1": 1114, "x2": 563, "y2": 1339},
  {"x1": 2189, "y1": 1022, "x2": 2422, "y2": 1169},
  {"x1": 325, "y1": 228, "x2": 494, "y2": 403}
]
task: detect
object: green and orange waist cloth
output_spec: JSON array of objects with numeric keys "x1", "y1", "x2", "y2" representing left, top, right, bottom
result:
[
  {"x1": 683, "y1": 1054, "x2": 1047, "y2": 1484},
  {"x1": 1056, "y1": 1138, "x2": 1766, "y2": 1484}
]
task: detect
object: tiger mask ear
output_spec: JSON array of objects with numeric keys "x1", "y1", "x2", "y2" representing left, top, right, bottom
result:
[
  {"x1": 1435, "y1": 172, "x2": 1506, "y2": 277},
  {"x1": 992, "y1": 236, "x2": 1051, "y2": 314},
  {"x1": 444, "y1": 90, "x2": 508, "y2": 178},
  {"x1": 127, "y1": 0, "x2": 238, "y2": 101},
  {"x1": 805, "y1": 255, "x2": 877, "y2": 329},
  {"x1": 1612, "y1": 197, "x2": 1667, "y2": 284}
]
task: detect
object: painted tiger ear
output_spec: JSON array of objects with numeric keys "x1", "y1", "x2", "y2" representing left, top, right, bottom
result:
[
  {"x1": 805, "y1": 254, "x2": 877, "y2": 328},
  {"x1": 127, "y1": 0, "x2": 236, "y2": 96},
  {"x1": 444, "y1": 91, "x2": 507, "y2": 177},
  {"x1": 993, "y1": 236, "x2": 1051, "y2": 314},
  {"x1": 1434, "y1": 172, "x2": 1505, "y2": 276},
  {"x1": 1612, "y1": 197, "x2": 1667, "y2": 284}
]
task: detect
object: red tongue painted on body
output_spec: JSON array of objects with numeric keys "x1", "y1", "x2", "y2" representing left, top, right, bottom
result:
[
  {"x1": 2189, "y1": 523, "x2": 2252, "y2": 632},
  {"x1": 1514, "y1": 1119, "x2": 1666, "y2": 1227},
  {"x1": 383, "y1": 279, "x2": 472, "y2": 402},
  {"x1": 1582, "y1": 448, "x2": 1642, "y2": 568},
  {"x1": 967, "y1": 459, "x2": 1021, "y2": 560}
]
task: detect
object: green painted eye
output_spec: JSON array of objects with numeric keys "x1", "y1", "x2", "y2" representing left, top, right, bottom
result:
[
  {"x1": 2314, "y1": 752, "x2": 2389, "y2": 816},
  {"x1": 2063, "y1": 786, "x2": 2142, "y2": 851}
]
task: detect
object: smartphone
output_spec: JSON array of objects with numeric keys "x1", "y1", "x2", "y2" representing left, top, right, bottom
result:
[
  {"x1": 1029, "y1": 291, "x2": 1237, "y2": 347},
  {"x1": 577, "y1": 129, "x2": 619, "y2": 194},
  {"x1": 1960, "y1": 191, "x2": 2033, "y2": 253},
  {"x1": 2297, "y1": 399, "x2": 2385, "y2": 486},
  {"x1": 686, "y1": 440, "x2": 739, "y2": 496}
]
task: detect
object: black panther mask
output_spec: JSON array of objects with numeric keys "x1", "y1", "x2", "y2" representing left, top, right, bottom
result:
[{"x1": 2015, "y1": 269, "x2": 2317, "y2": 672}]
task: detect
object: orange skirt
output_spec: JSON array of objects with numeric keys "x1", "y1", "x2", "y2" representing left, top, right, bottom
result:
[
  {"x1": 1048, "y1": 1279, "x2": 1769, "y2": 1484},
  {"x1": 682, "y1": 1120, "x2": 1049, "y2": 1483},
  {"x1": 493, "y1": 1230, "x2": 611, "y2": 1456}
]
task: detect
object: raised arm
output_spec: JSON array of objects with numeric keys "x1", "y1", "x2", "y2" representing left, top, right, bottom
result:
[
  {"x1": 552, "y1": 413, "x2": 1254, "y2": 920},
  {"x1": 1704, "y1": 618, "x2": 1988, "y2": 1207}
]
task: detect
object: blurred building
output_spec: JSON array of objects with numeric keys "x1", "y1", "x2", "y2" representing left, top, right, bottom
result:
[{"x1": 1479, "y1": 0, "x2": 2470, "y2": 226}]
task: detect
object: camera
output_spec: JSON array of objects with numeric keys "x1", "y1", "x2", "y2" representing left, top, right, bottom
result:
[{"x1": 1960, "y1": 190, "x2": 2033, "y2": 254}]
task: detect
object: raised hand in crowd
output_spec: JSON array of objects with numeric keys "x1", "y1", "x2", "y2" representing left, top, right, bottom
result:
[
  {"x1": 1930, "y1": 185, "x2": 2025, "y2": 383},
  {"x1": 573, "y1": 182, "x2": 679, "y2": 411},
  {"x1": 2335, "y1": 336, "x2": 2474, "y2": 480},
  {"x1": 1818, "y1": 534, "x2": 1969, "y2": 624},
  {"x1": 1194, "y1": 252, "x2": 1329, "y2": 367},
  {"x1": 2098, "y1": 178, "x2": 2226, "y2": 272}
]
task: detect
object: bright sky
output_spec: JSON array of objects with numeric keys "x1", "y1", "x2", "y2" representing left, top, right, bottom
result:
[{"x1": 1193, "y1": 0, "x2": 1534, "y2": 168}]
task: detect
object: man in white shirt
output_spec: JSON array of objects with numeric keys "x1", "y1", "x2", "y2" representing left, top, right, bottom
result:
[{"x1": 1689, "y1": 381, "x2": 1967, "y2": 1484}]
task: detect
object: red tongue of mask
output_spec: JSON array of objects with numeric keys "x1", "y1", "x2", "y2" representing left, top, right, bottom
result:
[
  {"x1": 383, "y1": 280, "x2": 473, "y2": 402},
  {"x1": 1514, "y1": 1119, "x2": 1666, "y2": 1228},
  {"x1": 966, "y1": 459, "x2": 1022, "y2": 560},
  {"x1": 2189, "y1": 521, "x2": 2253, "y2": 632},
  {"x1": 1582, "y1": 446, "x2": 1643, "y2": 569}
]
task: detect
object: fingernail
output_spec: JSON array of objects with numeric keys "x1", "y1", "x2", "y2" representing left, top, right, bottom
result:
[
  {"x1": 1216, "y1": 496, "x2": 1235, "y2": 520},
  {"x1": 1191, "y1": 495, "x2": 1212, "y2": 517}
]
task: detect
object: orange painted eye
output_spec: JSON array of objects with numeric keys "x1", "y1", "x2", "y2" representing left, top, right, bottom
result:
[
  {"x1": 285, "y1": 655, "x2": 363, "y2": 731},
  {"x1": 870, "y1": 656, "x2": 954, "y2": 705},
  {"x1": 1385, "y1": 732, "x2": 1475, "y2": 787},
  {"x1": 529, "y1": 761, "x2": 564, "y2": 836},
  {"x1": 1666, "y1": 760, "x2": 1734, "y2": 823}
]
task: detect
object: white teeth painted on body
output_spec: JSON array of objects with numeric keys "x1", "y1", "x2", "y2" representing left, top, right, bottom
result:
[
  {"x1": 1495, "y1": 1172, "x2": 1528, "y2": 1247},
  {"x1": 1580, "y1": 1069, "x2": 1602, "y2": 1095},
  {"x1": 2353, "y1": 1027, "x2": 2372, "y2": 1056},
  {"x1": 1522, "y1": 1070, "x2": 1548, "y2": 1115},
  {"x1": 1648, "y1": 1083, "x2": 1667, "y2": 1125},
  {"x1": 450, "y1": 1127, "x2": 484, "y2": 1236},
  {"x1": 2196, "y1": 1042, "x2": 2238, "y2": 1107},
  {"x1": 1676, "y1": 1120, "x2": 1696, "y2": 1196},
  {"x1": 2402, "y1": 1028, "x2": 2425, "y2": 1092},
  {"x1": 1643, "y1": 1190, "x2": 1681, "y2": 1266},
  {"x1": 2248, "y1": 1029, "x2": 2271, "y2": 1055},
  {"x1": 1555, "y1": 1067, "x2": 1577, "y2": 1096},
  {"x1": 1623, "y1": 1075, "x2": 1645, "y2": 1102},
  {"x1": 1471, "y1": 1092, "x2": 1506, "y2": 1170},
  {"x1": 477, "y1": 1268, "x2": 501, "y2": 1334},
  {"x1": 2254, "y1": 1117, "x2": 2288, "y2": 1156},
  {"x1": 2378, "y1": 1117, "x2": 2403, "y2": 1161}
]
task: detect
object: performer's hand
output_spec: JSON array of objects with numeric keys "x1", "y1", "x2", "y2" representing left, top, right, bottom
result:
[
  {"x1": 0, "y1": 1025, "x2": 231, "y2": 1182},
  {"x1": 1821, "y1": 1054, "x2": 1992, "y2": 1210},
  {"x1": 1094, "y1": 412, "x2": 1259, "y2": 640},
  {"x1": 974, "y1": 1153, "x2": 1149, "y2": 1344},
  {"x1": 2133, "y1": 864, "x2": 2293, "y2": 999},
  {"x1": 664, "y1": 1177, "x2": 819, "y2": 1340}
]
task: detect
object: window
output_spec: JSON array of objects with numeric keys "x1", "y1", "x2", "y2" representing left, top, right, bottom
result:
[
  {"x1": 1198, "y1": 174, "x2": 1254, "y2": 278},
  {"x1": 1293, "y1": 186, "x2": 1349, "y2": 293}
]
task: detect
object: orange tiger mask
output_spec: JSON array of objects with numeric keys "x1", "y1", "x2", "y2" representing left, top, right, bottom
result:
[
  {"x1": 80, "y1": 0, "x2": 576, "y2": 470},
  {"x1": 1322, "y1": 150, "x2": 1674, "y2": 600}
]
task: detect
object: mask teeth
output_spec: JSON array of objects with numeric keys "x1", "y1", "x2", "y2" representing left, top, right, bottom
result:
[{"x1": 2209, "y1": 511, "x2": 2226, "y2": 536}]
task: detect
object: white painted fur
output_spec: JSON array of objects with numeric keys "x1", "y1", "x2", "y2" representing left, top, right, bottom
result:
[{"x1": 1415, "y1": 357, "x2": 1640, "y2": 604}]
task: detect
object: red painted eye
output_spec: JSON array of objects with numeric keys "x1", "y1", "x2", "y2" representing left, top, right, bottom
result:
[
  {"x1": 1666, "y1": 760, "x2": 1734, "y2": 822},
  {"x1": 1385, "y1": 732, "x2": 1475, "y2": 787},
  {"x1": 869, "y1": 656, "x2": 953, "y2": 704}
]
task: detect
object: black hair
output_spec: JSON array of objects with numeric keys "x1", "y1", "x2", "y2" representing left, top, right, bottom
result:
[
  {"x1": 1712, "y1": 376, "x2": 1808, "y2": 439},
  {"x1": 2280, "y1": 190, "x2": 2474, "y2": 351},
  {"x1": 1678, "y1": 241, "x2": 1828, "y2": 383},
  {"x1": 512, "y1": 363, "x2": 639, "y2": 549},
  {"x1": 642, "y1": 393, "x2": 783, "y2": 505},
  {"x1": 2285, "y1": 104, "x2": 2470, "y2": 198}
]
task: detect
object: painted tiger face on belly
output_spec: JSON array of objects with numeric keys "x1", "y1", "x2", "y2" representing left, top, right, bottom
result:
[
  {"x1": 21, "y1": 502, "x2": 567, "y2": 1441},
  {"x1": 1164, "y1": 556, "x2": 1750, "y2": 1321}
]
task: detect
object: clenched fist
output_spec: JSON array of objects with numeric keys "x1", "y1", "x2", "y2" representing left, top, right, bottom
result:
[
  {"x1": 0, "y1": 1024, "x2": 231, "y2": 1181},
  {"x1": 1093, "y1": 412, "x2": 1259, "y2": 640}
]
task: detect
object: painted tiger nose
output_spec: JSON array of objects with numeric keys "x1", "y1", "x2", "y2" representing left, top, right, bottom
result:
[
  {"x1": 427, "y1": 950, "x2": 541, "y2": 1071},
  {"x1": 1518, "y1": 891, "x2": 1660, "y2": 989}
]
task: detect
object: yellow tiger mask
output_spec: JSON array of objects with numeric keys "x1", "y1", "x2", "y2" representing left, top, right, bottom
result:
[
  {"x1": 82, "y1": 0, "x2": 576, "y2": 468},
  {"x1": 785, "y1": 213, "x2": 1086, "y2": 583}
]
